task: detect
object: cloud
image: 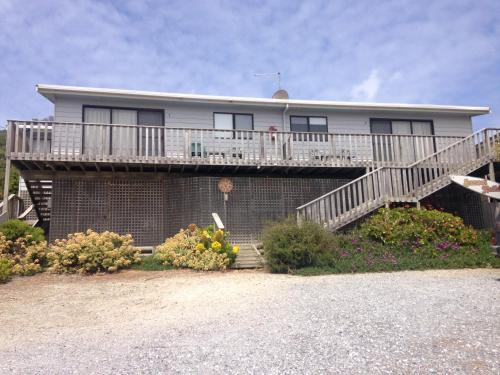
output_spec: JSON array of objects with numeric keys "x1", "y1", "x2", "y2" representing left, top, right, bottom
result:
[
  {"x1": 0, "y1": 0, "x2": 499, "y2": 130},
  {"x1": 351, "y1": 70, "x2": 381, "y2": 101}
]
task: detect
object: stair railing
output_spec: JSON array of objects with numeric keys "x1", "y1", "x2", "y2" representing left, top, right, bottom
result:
[
  {"x1": 0, "y1": 194, "x2": 25, "y2": 223},
  {"x1": 297, "y1": 128, "x2": 500, "y2": 230}
]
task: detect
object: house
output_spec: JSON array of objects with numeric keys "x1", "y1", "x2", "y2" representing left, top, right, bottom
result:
[{"x1": 1, "y1": 84, "x2": 498, "y2": 246}]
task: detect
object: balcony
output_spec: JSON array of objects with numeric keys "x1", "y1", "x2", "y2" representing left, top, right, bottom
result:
[{"x1": 5, "y1": 120, "x2": 464, "y2": 173}]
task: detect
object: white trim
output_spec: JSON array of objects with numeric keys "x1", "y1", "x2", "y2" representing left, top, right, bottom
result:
[{"x1": 36, "y1": 84, "x2": 491, "y2": 116}]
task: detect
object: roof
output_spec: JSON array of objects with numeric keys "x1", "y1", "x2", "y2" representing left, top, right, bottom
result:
[{"x1": 36, "y1": 84, "x2": 491, "y2": 116}]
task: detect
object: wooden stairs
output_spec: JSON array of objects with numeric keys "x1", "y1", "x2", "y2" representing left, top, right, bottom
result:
[
  {"x1": 297, "y1": 128, "x2": 500, "y2": 230},
  {"x1": 24, "y1": 179, "x2": 52, "y2": 227},
  {"x1": 232, "y1": 243, "x2": 264, "y2": 269}
]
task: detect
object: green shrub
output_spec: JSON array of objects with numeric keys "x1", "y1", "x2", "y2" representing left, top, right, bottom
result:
[
  {"x1": 262, "y1": 217, "x2": 334, "y2": 273},
  {"x1": 0, "y1": 219, "x2": 45, "y2": 245},
  {"x1": 262, "y1": 210, "x2": 499, "y2": 275},
  {"x1": 47, "y1": 230, "x2": 141, "y2": 274},
  {"x1": 0, "y1": 257, "x2": 13, "y2": 283},
  {"x1": 360, "y1": 207, "x2": 478, "y2": 247},
  {"x1": 154, "y1": 224, "x2": 238, "y2": 271}
]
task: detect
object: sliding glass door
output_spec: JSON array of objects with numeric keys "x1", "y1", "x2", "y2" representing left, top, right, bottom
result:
[
  {"x1": 83, "y1": 106, "x2": 164, "y2": 157},
  {"x1": 370, "y1": 119, "x2": 433, "y2": 163}
]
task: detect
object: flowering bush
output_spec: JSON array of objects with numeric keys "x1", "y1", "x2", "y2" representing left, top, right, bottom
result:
[
  {"x1": 154, "y1": 224, "x2": 238, "y2": 271},
  {"x1": 47, "y1": 230, "x2": 141, "y2": 274},
  {"x1": 263, "y1": 211, "x2": 499, "y2": 275},
  {"x1": 0, "y1": 233, "x2": 48, "y2": 276},
  {"x1": 360, "y1": 207, "x2": 478, "y2": 247}
]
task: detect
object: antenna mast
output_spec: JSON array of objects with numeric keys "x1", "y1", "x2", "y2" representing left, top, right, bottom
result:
[{"x1": 254, "y1": 72, "x2": 281, "y2": 90}]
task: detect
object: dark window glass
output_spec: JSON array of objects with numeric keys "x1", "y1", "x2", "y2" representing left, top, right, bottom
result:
[
  {"x1": 234, "y1": 114, "x2": 253, "y2": 131},
  {"x1": 138, "y1": 110, "x2": 163, "y2": 126},
  {"x1": 309, "y1": 117, "x2": 328, "y2": 133},
  {"x1": 290, "y1": 116, "x2": 309, "y2": 132},
  {"x1": 371, "y1": 119, "x2": 391, "y2": 134}
]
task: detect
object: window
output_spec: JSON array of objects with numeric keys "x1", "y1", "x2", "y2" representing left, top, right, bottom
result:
[
  {"x1": 290, "y1": 116, "x2": 328, "y2": 133},
  {"x1": 213, "y1": 113, "x2": 253, "y2": 139},
  {"x1": 370, "y1": 119, "x2": 433, "y2": 136},
  {"x1": 290, "y1": 116, "x2": 328, "y2": 141}
]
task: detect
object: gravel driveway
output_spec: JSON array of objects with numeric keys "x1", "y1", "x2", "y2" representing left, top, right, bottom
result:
[{"x1": 0, "y1": 268, "x2": 499, "y2": 374}]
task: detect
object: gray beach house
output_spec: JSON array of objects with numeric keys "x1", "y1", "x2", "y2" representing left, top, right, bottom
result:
[{"x1": 2, "y1": 84, "x2": 498, "y2": 246}]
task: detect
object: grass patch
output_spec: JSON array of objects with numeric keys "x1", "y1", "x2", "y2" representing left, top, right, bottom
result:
[
  {"x1": 131, "y1": 255, "x2": 172, "y2": 271},
  {"x1": 297, "y1": 248, "x2": 499, "y2": 276}
]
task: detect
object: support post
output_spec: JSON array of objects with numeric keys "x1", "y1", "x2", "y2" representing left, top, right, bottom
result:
[
  {"x1": 2, "y1": 159, "x2": 10, "y2": 215},
  {"x1": 2, "y1": 122, "x2": 12, "y2": 215},
  {"x1": 488, "y1": 161, "x2": 495, "y2": 182},
  {"x1": 416, "y1": 201, "x2": 421, "y2": 210}
]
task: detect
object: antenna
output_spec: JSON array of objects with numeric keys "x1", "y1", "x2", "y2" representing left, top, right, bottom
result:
[{"x1": 254, "y1": 72, "x2": 281, "y2": 89}]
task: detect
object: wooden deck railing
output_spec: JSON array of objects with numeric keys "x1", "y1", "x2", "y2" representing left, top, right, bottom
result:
[
  {"x1": 6, "y1": 120, "x2": 463, "y2": 169},
  {"x1": 297, "y1": 128, "x2": 500, "y2": 230}
]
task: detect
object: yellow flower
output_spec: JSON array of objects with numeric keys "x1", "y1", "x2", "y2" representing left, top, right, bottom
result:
[
  {"x1": 211, "y1": 241, "x2": 222, "y2": 251},
  {"x1": 232, "y1": 246, "x2": 239, "y2": 254},
  {"x1": 195, "y1": 243, "x2": 205, "y2": 252}
]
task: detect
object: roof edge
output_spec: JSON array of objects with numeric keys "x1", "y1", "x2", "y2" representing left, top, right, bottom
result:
[{"x1": 36, "y1": 84, "x2": 491, "y2": 116}]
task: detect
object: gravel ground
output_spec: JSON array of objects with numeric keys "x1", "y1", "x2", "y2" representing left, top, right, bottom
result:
[{"x1": 0, "y1": 268, "x2": 499, "y2": 374}]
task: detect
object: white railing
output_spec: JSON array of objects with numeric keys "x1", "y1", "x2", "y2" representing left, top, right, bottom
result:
[
  {"x1": 297, "y1": 128, "x2": 500, "y2": 230},
  {"x1": 0, "y1": 194, "x2": 24, "y2": 223},
  {"x1": 6, "y1": 120, "x2": 463, "y2": 168}
]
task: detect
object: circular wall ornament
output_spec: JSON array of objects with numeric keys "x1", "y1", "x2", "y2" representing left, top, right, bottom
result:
[{"x1": 218, "y1": 178, "x2": 234, "y2": 193}]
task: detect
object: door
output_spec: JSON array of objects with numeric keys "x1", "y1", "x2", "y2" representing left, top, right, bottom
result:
[{"x1": 371, "y1": 119, "x2": 392, "y2": 163}]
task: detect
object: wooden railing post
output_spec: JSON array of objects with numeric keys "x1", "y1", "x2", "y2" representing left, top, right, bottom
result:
[{"x1": 2, "y1": 121, "x2": 12, "y2": 215}]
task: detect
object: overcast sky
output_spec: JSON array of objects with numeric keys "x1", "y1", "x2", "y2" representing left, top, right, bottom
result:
[{"x1": 0, "y1": 0, "x2": 499, "y2": 129}]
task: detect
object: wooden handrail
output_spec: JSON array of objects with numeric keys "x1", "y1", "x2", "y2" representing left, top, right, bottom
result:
[
  {"x1": 297, "y1": 128, "x2": 500, "y2": 230},
  {"x1": 6, "y1": 120, "x2": 466, "y2": 169}
]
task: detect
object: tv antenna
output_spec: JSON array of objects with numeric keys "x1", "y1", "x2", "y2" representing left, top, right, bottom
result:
[{"x1": 254, "y1": 72, "x2": 282, "y2": 90}]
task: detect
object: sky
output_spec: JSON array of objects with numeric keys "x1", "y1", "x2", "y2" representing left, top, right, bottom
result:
[{"x1": 0, "y1": 0, "x2": 499, "y2": 130}]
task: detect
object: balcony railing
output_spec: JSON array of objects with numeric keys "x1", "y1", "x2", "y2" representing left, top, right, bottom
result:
[{"x1": 6, "y1": 120, "x2": 464, "y2": 169}]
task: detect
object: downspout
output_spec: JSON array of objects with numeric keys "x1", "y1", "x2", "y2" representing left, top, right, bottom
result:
[{"x1": 282, "y1": 103, "x2": 289, "y2": 131}]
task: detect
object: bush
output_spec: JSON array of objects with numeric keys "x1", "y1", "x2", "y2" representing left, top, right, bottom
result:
[
  {"x1": 0, "y1": 257, "x2": 13, "y2": 283},
  {"x1": 47, "y1": 230, "x2": 141, "y2": 274},
  {"x1": 262, "y1": 217, "x2": 334, "y2": 273},
  {"x1": 0, "y1": 233, "x2": 48, "y2": 276},
  {"x1": 0, "y1": 219, "x2": 45, "y2": 244},
  {"x1": 263, "y1": 210, "x2": 499, "y2": 275},
  {"x1": 360, "y1": 207, "x2": 478, "y2": 247},
  {"x1": 154, "y1": 224, "x2": 238, "y2": 271}
]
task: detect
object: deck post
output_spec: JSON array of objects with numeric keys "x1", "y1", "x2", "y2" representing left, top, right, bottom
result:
[
  {"x1": 2, "y1": 159, "x2": 10, "y2": 216},
  {"x1": 416, "y1": 201, "x2": 421, "y2": 210},
  {"x1": 2, "y1": 121, "x2": 13, "y2": 215},
  {"x1": 488, "y1": 161, "x2": 495, "y2": 182}
]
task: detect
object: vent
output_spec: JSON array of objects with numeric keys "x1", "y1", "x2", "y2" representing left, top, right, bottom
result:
[{"x1": 272, "y1": 89, "x2": 289, "y2": 99}]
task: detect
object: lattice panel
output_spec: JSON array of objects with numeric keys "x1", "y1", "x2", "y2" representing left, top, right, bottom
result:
[{"x1": 51, "y1": 177, "x2": 165, "y2": 245}]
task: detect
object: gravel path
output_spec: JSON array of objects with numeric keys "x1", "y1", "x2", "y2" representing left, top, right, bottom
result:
[{"x1": 0, "y1": 268, "x2": 499, "y2": 374}]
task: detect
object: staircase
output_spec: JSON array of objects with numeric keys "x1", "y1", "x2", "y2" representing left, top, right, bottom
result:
[
  {"x1": 24, "y1": 179, "x2": 52, "y2": 226},
  {"x1": 232, "y1": 244, "x2": 264, "y2": 269},
  {"x1": 297, "y1": 128, "x2": 500, "y2": 230}
]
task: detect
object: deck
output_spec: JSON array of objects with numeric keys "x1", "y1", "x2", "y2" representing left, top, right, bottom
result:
[{"x1": 6, "y1": 120, "x2": 464, "y2": 173}]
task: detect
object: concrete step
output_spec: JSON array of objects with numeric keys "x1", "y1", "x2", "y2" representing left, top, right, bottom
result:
[{"x1": 232, "y1": 244, "x2": 264, "y2": 269}]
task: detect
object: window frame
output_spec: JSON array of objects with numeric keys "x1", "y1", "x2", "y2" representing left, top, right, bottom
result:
[
  {"x1": 289, "y1": 115, "x2": 328, "y2": 133},
  {"x1": 369, "y1": 118, "x2": 435, "y2": 136},
  {"x1": 82, "y1": 105, "x2": 165, "y2": 155},
  {"x1": 82, "y1": 105, "x2": 165, "y2": 126},
  {"x1": 213, "y1": 112, "x2": 254, "y2": 139},
  {"x1": 213, "y1": 112, "x2": 254, "y2": 131}
]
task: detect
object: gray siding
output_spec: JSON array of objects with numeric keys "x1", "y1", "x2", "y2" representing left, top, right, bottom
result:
[{"x1": 52, "y1": 95, "x2": 473, "y2": 138}]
